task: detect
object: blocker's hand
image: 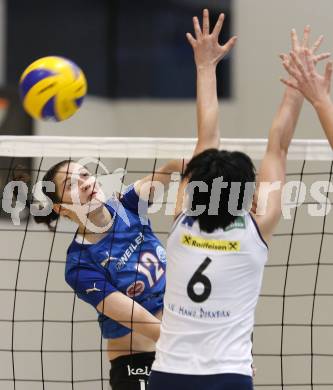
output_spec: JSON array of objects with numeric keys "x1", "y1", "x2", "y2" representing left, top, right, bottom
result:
[
  {"x1": 186, "y1": 9, "x2": 237, "y2": 69},
  {"x1": 280, "y1": 25, "x2": 330, "y2": 72},
  {"x1": 280, "y1": 26, "x2": 332, "y2": 105}
]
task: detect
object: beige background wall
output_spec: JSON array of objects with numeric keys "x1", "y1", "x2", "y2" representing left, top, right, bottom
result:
[{"x1": 37, "y1": 0, "x2": 333, "y2": 141}]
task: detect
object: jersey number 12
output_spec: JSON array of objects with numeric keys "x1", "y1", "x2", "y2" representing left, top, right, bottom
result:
[{"x1": 136, "y1": 252, "x2": 164, "y2": 287}]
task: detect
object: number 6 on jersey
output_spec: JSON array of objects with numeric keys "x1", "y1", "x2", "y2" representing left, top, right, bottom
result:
[{"x1": 187, "y1": 257, "x2": 212, "y2": 303}]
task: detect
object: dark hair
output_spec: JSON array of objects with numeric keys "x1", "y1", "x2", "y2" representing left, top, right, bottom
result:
[
  {"x1": 34, "y1": 160, "x2": 72, "y2": 229},
  {"x1": 10, "y1": 164, "x2": 31, "y2": 212},
  {"x1": 184, "y1": 149, "x2": 256, "y2": 233}
]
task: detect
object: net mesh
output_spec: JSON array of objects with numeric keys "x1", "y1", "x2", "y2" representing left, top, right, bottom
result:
[{"x1": 0, "y1": 136, "x2": 333, "y2": 390}]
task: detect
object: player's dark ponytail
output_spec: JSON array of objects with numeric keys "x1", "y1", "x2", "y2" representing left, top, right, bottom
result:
[
  {"x1": 183, "y1": 149, "x2": 256, "y2": 233},
  {"x1": 33, "y1": 160, "x2": 71, "y2": 230}
]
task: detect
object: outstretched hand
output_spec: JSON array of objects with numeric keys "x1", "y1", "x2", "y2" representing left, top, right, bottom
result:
[
  {"x1": 186, "y1": 9, "x2": 237, "y2": 69},
  {"x1": 280, "y1": 26, "x2": 330, "y2": 70},
  {"x1": 280, "y1": 26, "x2": 332, "y2": 105}
]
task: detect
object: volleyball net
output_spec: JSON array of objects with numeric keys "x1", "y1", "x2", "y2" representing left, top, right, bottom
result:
[{"x1": 0, "y1": 135, "x2": 333, "y2": 390}]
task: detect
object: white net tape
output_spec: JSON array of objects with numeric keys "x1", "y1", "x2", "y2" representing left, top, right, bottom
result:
[{"x1": 0, "y1": 135, "x2": 332, "y2": 160}]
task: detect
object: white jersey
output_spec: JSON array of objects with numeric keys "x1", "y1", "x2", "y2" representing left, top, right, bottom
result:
[{"x1": 153, "y1": 213, "x2": 268, "y2": 376}]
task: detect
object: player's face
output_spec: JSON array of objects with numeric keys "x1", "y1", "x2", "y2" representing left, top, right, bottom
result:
[{"x1": 54, "y1": 162, "x2": 105, "y2": 207}]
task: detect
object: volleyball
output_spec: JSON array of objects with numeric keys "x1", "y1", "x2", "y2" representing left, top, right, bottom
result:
[{"x1": 19, "y1": 56, "x2": 87, "y2": 121}]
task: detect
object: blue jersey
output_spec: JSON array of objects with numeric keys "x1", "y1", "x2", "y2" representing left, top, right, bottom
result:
[{"x1": 65, "y1": 184, "x2": 166, "y2": 339}]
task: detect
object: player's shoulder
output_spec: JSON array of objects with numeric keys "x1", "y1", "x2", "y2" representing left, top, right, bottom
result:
[
  {"x1": 247, "y1": 212, "x2": 268, "y2": 249},
  {"x1": 119, "y1": 183, "x2": 139, "y2": 206},
  {"x1": 66, "y1": 236, "x2": 91, "y2": 265},
  {"x1": 105, "y1": 183, "x2": 146, "y2": 222}
]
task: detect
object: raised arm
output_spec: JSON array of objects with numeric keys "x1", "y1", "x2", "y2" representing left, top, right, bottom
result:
[
  {"x1": 311, "y1": 88, "x2": 333, "y2": 149},
  {"x1": 134, "y1": 159, "x2": 186, "y2": 194},
  {"x1": 173, "y1": 9, "x2": 237, "y2": 217},
  {"x1": 186, "y1": 9, "x2": 237, "y2": 156},
  {"x1": 254, "y1": 84, "x2": 303, "y2": 241},
  {"x1": 281, "y1": 38, "x2": 333, "y2": 148},
  {"x1": 254, "y1": 27, "x2": 329, "y2": 241}
]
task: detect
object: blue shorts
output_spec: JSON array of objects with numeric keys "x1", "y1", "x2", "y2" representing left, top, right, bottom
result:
[{"x1": 148, "y1": 371, "x2": 253, "y2": 390}]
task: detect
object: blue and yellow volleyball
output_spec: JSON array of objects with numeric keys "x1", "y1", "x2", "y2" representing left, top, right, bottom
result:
[{"x1": 19, "y1": 56, "x2": 87, "y2": 121}]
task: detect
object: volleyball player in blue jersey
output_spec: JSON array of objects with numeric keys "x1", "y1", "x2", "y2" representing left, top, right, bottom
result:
[
  {"x1": 35, "y1": 158, "x2": 180, "y2": 389},
  {"x1": 33, "y1": 11, "x2": 237, "y2": 390}
]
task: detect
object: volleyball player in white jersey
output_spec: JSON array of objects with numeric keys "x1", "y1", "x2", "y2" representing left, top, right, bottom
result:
[{"x1": 148, "y1": 11, "x2": 329, "y2": 390}]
